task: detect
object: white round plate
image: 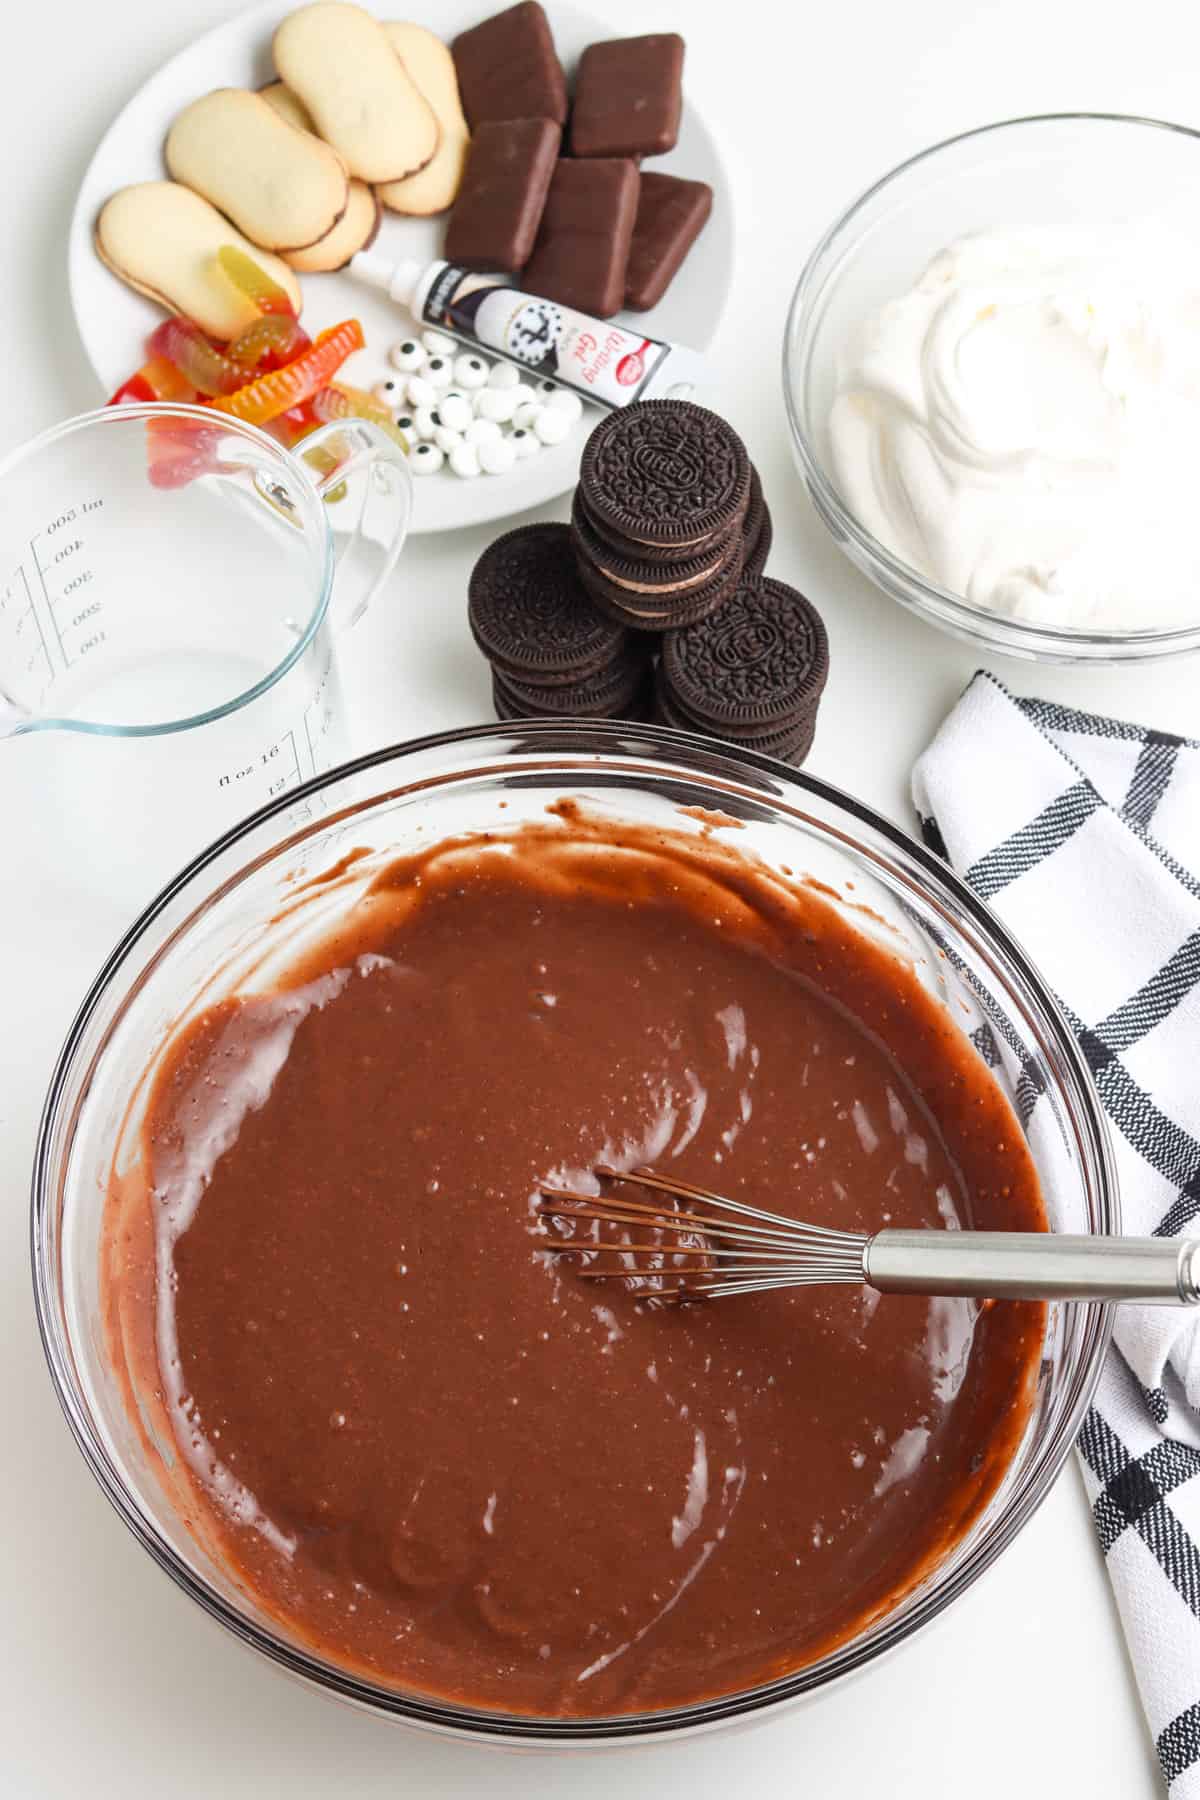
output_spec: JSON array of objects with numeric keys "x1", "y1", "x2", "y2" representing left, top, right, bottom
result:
[{"x1": 68, "y1": 0, "x2": 734, "y2": 534}]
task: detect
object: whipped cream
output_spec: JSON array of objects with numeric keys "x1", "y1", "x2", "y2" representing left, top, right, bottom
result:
[{"x1": 828, "y1": 223, "x2": 1200, "y2": 631}]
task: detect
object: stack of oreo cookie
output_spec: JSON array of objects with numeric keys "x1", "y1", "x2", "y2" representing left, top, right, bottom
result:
[
  {"x1": 570, "y1": 400, "x2": 755, "y2": 629},
  {"x1": 469, "y1": 523, "x2": 653, "y2": 721},
  {"x1": 657, "y1": 575, "x2": 829, "y2": 764},
  {"x1": 467, "y1": 400, "x2": 826, "y2": 766}
]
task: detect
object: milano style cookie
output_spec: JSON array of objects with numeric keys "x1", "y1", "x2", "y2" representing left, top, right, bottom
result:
[
  {"x1": 273, "y1": 2, "x2": 439, "y2": 183},
  {"x1": 165, "y1": 88, "x2": 350, "y2": 253},
  {"x1": 95, "y1": 183, "x2": 303, "y2": 340},
  {"x1": 377, "y1": 24, "x2": 470, "y2": 217}
]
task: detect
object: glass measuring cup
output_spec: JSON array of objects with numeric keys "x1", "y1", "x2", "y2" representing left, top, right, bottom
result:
[{"x1": 0, "y1": 403, "x2": 411, "y2": 908}]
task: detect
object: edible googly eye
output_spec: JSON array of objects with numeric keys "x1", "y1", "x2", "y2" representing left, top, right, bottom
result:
[
  {"x1": 454, "y1": 354, "x2": 489, "y2": 390},
  {"x1": 410, "y1": 442, "x2": 445, "y2": 474},
  {"x1": 389, "y1": 340, "x2": 427, "y2": 374}
]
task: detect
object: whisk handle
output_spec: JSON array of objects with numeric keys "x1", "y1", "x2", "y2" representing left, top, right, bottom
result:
[{"x1": 864, "y1": 1231, "x2": 1200, "y2": 1305}]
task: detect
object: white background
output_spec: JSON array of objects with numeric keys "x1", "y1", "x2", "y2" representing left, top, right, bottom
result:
[{"x1": 3, "y1": 0, "x2": 1199, "y2": 1793}]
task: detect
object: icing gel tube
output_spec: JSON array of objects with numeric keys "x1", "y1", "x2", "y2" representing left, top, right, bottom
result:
[{"x1": 351, "y1": 253, "x2": 706, "y2": 407}]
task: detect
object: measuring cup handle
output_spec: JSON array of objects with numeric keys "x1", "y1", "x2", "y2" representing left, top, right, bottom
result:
[{"x1": 297, "y1": 420, "x2": 413, "y2": 635}]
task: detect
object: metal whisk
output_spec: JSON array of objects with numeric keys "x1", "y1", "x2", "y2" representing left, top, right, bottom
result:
[{"x1": 537, "y1": 1165, "x2": 1200, "y2": 1305}]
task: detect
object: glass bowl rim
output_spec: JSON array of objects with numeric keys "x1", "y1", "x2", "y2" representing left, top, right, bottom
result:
[
  {"x1": 783, "y1": 110, "x2": 1200, "y2": 662},
  {"x1": 30, "y1": 719, "x2": 1118, "y2": 1743}
]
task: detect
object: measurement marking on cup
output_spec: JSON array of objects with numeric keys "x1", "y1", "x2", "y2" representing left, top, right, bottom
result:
[
  {"x1": 218, "y1": 729, "x2": 305, "y2": 798},
  {"x1": 283, "y1": 729, "x2": 303, "y2": 794},
  {"x1": 17, "y1": 564, "x2": 54, "y2": 685},
  {"x1": 28, "y1": 538, "x2": 69, "y2": 669}
]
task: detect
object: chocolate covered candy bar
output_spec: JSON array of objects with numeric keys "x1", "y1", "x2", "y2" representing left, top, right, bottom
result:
[
  {"x1": 569, "y1": 35, "x2": 684, "y2": 159},
  {"x1": 452, "y1": 1, "x2": 567, "y2": 128},
  {"x1": 625, "y1": 172, "x2": 713, "y2": 310},
  {"x1": 522, "y1": 158, "x2": 640, "y2": 319},
  {"x1": 445, "y1": 117, "x2": 561, "y2": 271}
]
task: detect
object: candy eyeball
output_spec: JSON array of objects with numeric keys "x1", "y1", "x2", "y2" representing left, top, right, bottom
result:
[
  {"x1": 449, "y1": 442, "x2": 482, "y2": 479},
  {"x1": 372, "y1": 376, "x2": 405, "y2": 404},
  {"x1": 438, "y1": 393, "x2": 473, "y2": 433},
  {"x1": 389, "y1": 339, "x2": 426, "y2": 373},
  {"x1": 478, "y1": 435, "x2": 517, "y2": 475},
  {"x1": 509, "y1": 427, "x2": 540, "y2": 460},
  {"x1": 454, "y1": 353, "x2": 489, "y2": 390},
  {"x1": 534, "y1": 407, "x2": 571, "y2": 445},
  {"x1": 382, "y1": 346, "x2": 561, "y2": 477},
  {"x1": 544, "y1": 388, "x2": 584, "y2": 424},
  {"x1": 410, "y1": 442, "x2": 444, "y2": 475},
  {"x1": 475, "y1": 387, "x2": 518, "y2": 424}
]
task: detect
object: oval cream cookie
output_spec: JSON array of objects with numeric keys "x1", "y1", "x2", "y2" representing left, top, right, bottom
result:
[
  {"x1": 258, "y1": 82, "x2": 381, "y2": 270},
  {"x1": 377, "y1": 23, "x2": 469, "y2": 216},
  {"x1": 166, "y1": 87, "x2": 349, "y2": 253},
  {"x1": 285, "y1": 181, "x2": 380, "y2": 271},
  {"x1": 257, "y1": 80, "x2": 314, "y2": 133},
  {"x1": 95, "y1": 182, "x2": 303, "y2": 340},
  {"x1": 273, "y1": 2, "x2": 439, "y2": 184}
]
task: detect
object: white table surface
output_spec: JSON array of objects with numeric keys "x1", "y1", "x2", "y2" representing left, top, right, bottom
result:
[{"x1": 4, "y1": 0, "x2": 1197, "y2": 1792}]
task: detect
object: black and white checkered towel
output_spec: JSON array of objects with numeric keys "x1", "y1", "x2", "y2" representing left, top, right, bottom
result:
[{"x1": 913, "y1": 671, "x2": 1200, "y2": 1795}]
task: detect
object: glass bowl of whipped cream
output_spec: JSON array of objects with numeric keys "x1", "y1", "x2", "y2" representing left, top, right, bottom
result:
[{"x1": 785, "y1": 113, "x2": 1200, "y2": 662}]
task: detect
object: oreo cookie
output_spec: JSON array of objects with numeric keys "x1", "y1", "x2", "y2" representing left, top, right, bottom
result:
[
  {"x1": 741, "y1": 468, "x2": 773, "y2": 582},
  {"x1": 655, "y1": 676, "x2": 818, "y2": 766},
  {"x1": 577, "y1": 541, "x2": 743, "y2": 631},
  {"x1": 661, "y1": 577, "x2": 828, "y2": 733},
  {"x1": 493, "y1": 660, "x2": 654, "y2": 723},
  {"x1": 578, "y1": 400, "x2": 751, "y2": 552},
  {"x1": 495, "y1": 648, "x2": 649, "y2": 717},
  {"x1": 469, "y1": 523, "x2": 627, "y2": 686},
  {"x1": 571, "y1": 493, "x2": 731, "y2": 595},
  {"x1": 573, "y1": 487, "x2": 742, "y2": 571}
]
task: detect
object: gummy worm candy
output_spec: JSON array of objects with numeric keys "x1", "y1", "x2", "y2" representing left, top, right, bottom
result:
[
  {"x1": 145, "y1": 416, "x2": 228, "y2": 490},
  {"x1": 263, "y1": 399, "x2": 322, "y2": 450},
  {"x1": 311, "y1": 381, "x2": 408, "y2": 447},
  {"x1": 148, "y1": 318, "x2": 245, "y2": 396},
  {"x1": 216, "y1": 245, "x2": 298, "y2": 318},
  {"x1": 108, "y1": 354, "x2": 197, "y2": 406},
  {"x1": 211, "y1": 321, "x2": 365, "y2": 425},
  {"x1": 229, "y1": 315, "x2": 310, "y2": 370}
]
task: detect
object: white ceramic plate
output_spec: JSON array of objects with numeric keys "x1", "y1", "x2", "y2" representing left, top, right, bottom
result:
[{"x1": 68, "y1": 0, "x2": 733, "y2": 534}]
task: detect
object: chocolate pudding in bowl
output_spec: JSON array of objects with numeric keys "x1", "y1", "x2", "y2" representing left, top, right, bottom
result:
[{"x1": 34, "y1": 724, "x2": 1115, "y2": 1743}]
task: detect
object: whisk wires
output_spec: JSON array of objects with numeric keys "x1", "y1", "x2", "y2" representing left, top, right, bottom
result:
[{"x1": 537, "y1": 1163, "x2": 867, "y2": 1300}]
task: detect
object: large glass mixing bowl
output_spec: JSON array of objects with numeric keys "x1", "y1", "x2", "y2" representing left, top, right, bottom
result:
[
  {"x1": 784, "y1": 113, "x2": 1200, "y2": 663},
  {"x1": 32, "y1": 722, "x2": 1116, "y2": 1744}
]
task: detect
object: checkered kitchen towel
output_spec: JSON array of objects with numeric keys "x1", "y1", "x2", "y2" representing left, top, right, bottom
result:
[{"x1": 913, "y1": 671, "x2": 1200, "y2": 1796}]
